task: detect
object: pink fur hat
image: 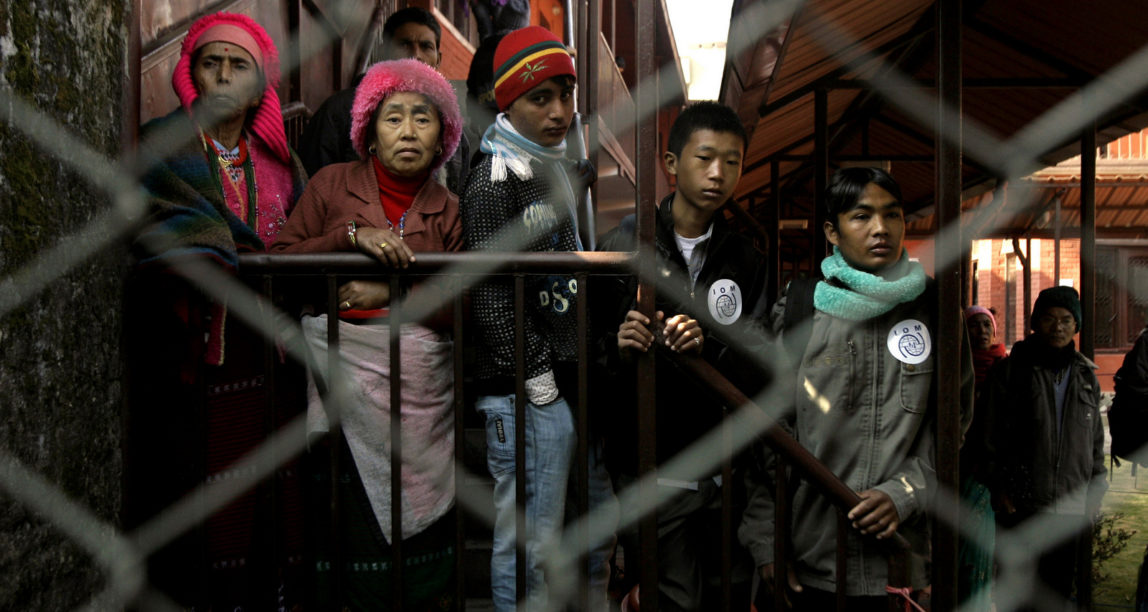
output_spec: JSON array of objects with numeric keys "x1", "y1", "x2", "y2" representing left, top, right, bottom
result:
[
  {"x1": 965, "y1": 305, "x2": 997, "y2": 337},
  {"x1": 350, "y1": 59, "x2": 463, "y2": 172},
  {"x1": 171, "y1": 12, "x2": 290, "y2": 164}
]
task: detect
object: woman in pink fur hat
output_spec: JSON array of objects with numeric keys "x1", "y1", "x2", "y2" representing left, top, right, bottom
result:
[{"x1": 273, "y1": 58, "x2": 464, "y2": 609}]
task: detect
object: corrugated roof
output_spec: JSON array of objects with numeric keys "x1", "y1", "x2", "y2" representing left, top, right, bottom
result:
[{"x1": 723, "y1": 0, "x2": 1148, "y2": 241}]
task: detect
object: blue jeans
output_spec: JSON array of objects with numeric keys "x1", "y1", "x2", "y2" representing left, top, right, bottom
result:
[
  {"x1": 579, "y1": 440, "x2": 619, "y2": 612},
  {"x1": 477, "y1": 393, "x2": 576, "y2": 611}
]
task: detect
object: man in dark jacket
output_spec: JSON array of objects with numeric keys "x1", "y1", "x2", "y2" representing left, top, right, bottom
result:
[
  {"x1": 297, "y1": 7, "x2": 469, "y2": 192},
  {"x1": 602, "y1": 101, "x2": 769, "y2": 611},
  {"x1": 1111, "y1": 323, "x2": 1148, "y2": 465},
  {"x1": 986, "y1": 285, "x2": 1107, "y2": 610}
]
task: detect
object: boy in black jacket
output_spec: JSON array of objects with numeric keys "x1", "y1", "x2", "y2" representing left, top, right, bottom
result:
[{"x1": 600, "y1": 101, "x2": 769, "y2": 611}]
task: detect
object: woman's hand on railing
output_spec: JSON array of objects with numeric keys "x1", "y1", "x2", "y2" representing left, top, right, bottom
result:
[
  {"x1": 847, "y1": 489, "x2": 901, "y2": 539},
  {"x1": 354, "y1": 226, "x2": 415, "y2": 269},
  {"x1": 337, "y1": 280, "x2": 391, "y2": 310}
]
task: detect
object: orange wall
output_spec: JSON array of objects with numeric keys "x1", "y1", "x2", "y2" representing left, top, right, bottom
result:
[
  {"x1": 904, "y1": 238, "x2": 934, "y2": 276},
  {"x1": 434, "y1": 11, "x2": 474, "y2": 80}
]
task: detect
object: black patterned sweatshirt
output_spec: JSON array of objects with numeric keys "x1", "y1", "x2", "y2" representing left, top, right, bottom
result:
[{"x1": 460, "y1": 152, "x2": 582, "y2": 404}]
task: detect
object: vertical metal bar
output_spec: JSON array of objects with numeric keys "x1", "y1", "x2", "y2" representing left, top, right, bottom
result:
[
  {"x1": 770, "y1": 160, "x2": 781, "y2": 302},
  {"x1": 814, "y1": 89, "x2": 828, "y2": 264},
  {"x1": 934, "y1": 0, "x2": 963, "y2": 609},
  {"x1": 125, "y1": 0, "x2": 141, "y2": 151},
  {"x1": 586, "y1": 0, "x2": 600, "y2": 122},
  {"x1": 962, "y1": 240, "x2": 973, "y2": 308},
  {"x1": 326, "y1": 274, "x2": 344, "y2": 608},
  {"x1": 262, "y1": 275, "x2": 278, "y2": 598},
  {"x1": 514, "y1": 274, "x2": 528, "y2": 603},
  {"x1": 773, "y1": 455, "x2": 789, "y2": 612},
  {"x1": 564, "y1": 0, "x2": 576, "y2": 47},
  {"x1": 1078, "y1": 122, "x2": 1097, "y2": 609},
  {"x1": 587, "y1": 0, "x2": 602, "y2": 251},
  {"x1": 1054, "y1": 199, "x2": 1062, "y2": 285},
  {"x1": 835, "y1": 513, "x2": 847, "y2": 612},
  {"x1": 720, "y1": 415, "x2": 733, "y2": 610},
  {"x1": 565, "y1": 0, "x2": 597, "y2": 250},
  {"x1": 288, "y1": 0, "x2": 302, "y2": 103},
  {"x1": 887, "y1": 548, "x2": 911, "y2": 612},
  {"x1": 634, "y1": 0, "x2": 659, "y2": 609},
  {"x1": 390, "y1": 276, "x2": 404, "y2": 610},
  {"x1": 576, "y1": 271, "x2": 591, "y2": 611},
  {"x1": 1081, "y1": 124, "x2": 1097, "y2": 360},
  {"x1": 453, "y1": 283, "x2": 466, "y2": 611},
  {"x1": 608, "y1": 0, "x2": 616, "y2": 59},
  {"x1": 1024, "y1": 235, "x2": 1033, "y2": 335}
]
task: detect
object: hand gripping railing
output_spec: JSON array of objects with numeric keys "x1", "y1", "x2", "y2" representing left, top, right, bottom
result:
[
  {"x1": 238, "y1": 251, "x2": 633, "y2": 611},
  {"x1": 238, "y1": 250, "x2": 912, "y2": 611},
  {"x1": 650, "y1": 341, "x2": 915, "y2": 612}
]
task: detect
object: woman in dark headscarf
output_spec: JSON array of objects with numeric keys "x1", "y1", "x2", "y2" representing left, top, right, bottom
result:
[{"x1": 124, "y1": 11, "x2": 308, "y2": 609}]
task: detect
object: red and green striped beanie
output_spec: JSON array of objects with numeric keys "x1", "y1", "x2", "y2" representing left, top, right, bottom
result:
[{"x1": 493, "y1": 26, "x2": 576, "y2": 111}]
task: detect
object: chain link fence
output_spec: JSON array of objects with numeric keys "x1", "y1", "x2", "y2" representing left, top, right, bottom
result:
[{"x1": 2, "y1": 0, "x2": 1147, "y2": 610}]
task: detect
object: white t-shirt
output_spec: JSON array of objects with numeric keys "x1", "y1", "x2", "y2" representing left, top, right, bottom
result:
[{"x1": 674, "y1": 224, "x2": 714, "y2": 288}]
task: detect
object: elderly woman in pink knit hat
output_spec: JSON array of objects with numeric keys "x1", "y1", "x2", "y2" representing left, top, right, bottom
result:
[
  {"x1": 957, "y1": 304, "x2": 1007, "y2": 609},
  {"x1": 124, "y1": 11, "x2": 309, "y2": 611},
  {"x1": 273, "y1": 58, "x2": 464, "y2": 609}
]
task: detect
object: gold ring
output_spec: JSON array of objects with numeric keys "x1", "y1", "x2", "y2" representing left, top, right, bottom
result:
[
  {"x1": 379, "y1": 242, "x2": 389, "y2": 250},
  {"x1": 342, "y1": 301, "x2": 351, "y2": 309}
]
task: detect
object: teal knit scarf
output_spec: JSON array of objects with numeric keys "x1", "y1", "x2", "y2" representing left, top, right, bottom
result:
[{"x1": 814, "y1": 247, "x2": 927, "y2": 321}]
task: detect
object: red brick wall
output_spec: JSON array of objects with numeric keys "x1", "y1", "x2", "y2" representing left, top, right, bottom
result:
[{"x1": 970, "y1": 238, "x2": 1104, "y2": 384}]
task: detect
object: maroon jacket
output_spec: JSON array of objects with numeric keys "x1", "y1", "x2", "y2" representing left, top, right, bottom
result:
[{"x1": 272, "y1": 158, "x2": 462, "y2": 255}]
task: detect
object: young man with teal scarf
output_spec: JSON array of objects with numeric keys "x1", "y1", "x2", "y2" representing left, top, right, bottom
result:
[{"x1": 739, "y1": 167, "x2": 973, "y2": 611}]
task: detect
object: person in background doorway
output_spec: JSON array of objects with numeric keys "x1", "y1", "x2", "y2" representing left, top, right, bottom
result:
[
  {"x1": 986, "y1": 286, "x2": 1107, "y2": 611},
  {"x1": 958, "y1": 304, "x2": 1006, "y2": 609}
]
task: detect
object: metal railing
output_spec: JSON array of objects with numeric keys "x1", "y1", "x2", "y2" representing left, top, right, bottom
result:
[{"x1": 228, "y1": 250, "x2": 920, "y2": 610}]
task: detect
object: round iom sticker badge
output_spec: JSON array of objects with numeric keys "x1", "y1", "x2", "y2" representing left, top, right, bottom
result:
[
  {"x1": 886, "y1": 319, "x2": 931, "y2": 364},
  {"x1": 707, "y1": 279, "x2": 742, "y2": 325}
]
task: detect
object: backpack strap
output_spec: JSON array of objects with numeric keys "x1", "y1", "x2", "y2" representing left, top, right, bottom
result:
[{"x1": 782, "y1": 277, "x2": 819, "y2": 363}]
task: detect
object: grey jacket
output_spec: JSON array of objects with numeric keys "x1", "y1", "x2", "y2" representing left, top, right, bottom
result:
[
  {"x1": 739, "y1": 283, "x2": 973, "y2": 596},
  {"x1": 986, "y1": 338, "x2": 1107, "y2": 517}
]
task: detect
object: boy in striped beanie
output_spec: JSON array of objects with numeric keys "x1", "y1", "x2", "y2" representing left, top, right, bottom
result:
[{"x1": 461, "y1": 25, "x2": 614, "y2": 612}]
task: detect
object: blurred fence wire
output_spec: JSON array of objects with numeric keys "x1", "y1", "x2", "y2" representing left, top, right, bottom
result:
[{"x1": 2, "y1": 1, "x2": 1147, "y2": 610}]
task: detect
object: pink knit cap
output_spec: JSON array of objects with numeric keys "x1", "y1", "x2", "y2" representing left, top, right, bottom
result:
[
  {"x1": 171, "y1": 12, "x2": 290, "y2": 164},
  {"x1": 350, "y1": 59, "x2": 463, "y2": 173},
  {"x1": 193, "y1": 24, "x2": 263, "y2": 68},
  {"x1": 965, "y1": 305, "x2": 997, "y2": 337}
]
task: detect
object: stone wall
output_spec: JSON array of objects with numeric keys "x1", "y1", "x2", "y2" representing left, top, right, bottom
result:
[{"x1": 0, "y1": 0, "x2": 128, "y2": 608}]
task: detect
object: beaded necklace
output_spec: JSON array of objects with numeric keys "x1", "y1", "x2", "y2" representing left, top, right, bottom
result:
[
  {"x1": 200, "y1": 129, "x2": 258, "y2": 230},
  {"x1": 385, "y1": 210, "x2": 409, "y2": 239}
]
